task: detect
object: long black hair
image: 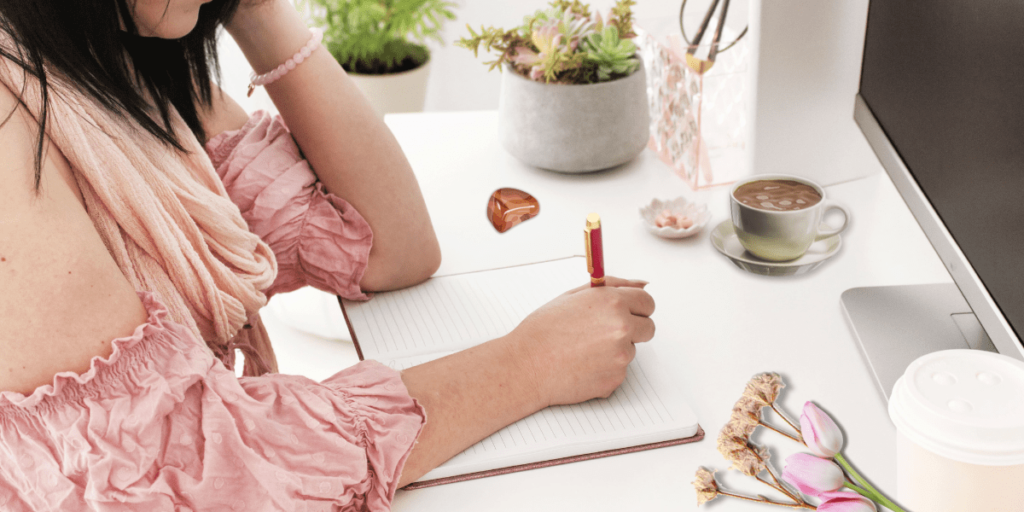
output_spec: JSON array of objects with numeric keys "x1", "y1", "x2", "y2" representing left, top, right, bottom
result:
[{"x1": 0, "y1": 0, "x2": 243, "y2": 188}]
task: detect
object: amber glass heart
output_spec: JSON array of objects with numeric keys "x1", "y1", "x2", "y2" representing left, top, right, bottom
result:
[{"x1": 487, "y1": 188, "x2": 540, "y2": 233}]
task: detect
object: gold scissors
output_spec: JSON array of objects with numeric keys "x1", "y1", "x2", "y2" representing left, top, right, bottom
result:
[{"x1": 679, "y1": 0, "x2": 748, "y2": 74}]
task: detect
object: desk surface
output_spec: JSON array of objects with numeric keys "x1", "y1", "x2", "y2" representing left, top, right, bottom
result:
[{"x1": 265, "y1": 110, "x2": 952, "y2": 511}]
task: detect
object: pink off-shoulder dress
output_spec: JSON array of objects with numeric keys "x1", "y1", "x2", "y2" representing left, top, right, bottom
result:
[{"x1": 0, "y1": 112, "x2": 425, "y2": 512}]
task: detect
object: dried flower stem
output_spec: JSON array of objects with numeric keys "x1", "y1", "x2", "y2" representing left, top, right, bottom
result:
[
  {"x1": 758, "y1": 421, "x2": 801, "y2": 443},
  {"x1": 753, "y1": 449, "x2": 805, "y2": 506},
  {"x1": 764, "y1": 466, "x2": 804, "y2": 503},
  {"x1": 718, "y1": 491, "x2": 816, "y2": 509},
  {"x1": 766, "y1": 472, "x2": 792, "y2": 499},
  {"x1": 756, "y1": 475, "x2": 802, "y2": 505},
  {"x1": 756, "y1": 448, "x2": 790, "y2": 497},
  {"x1": 771, "y1": 404, "x2": 801, "y2": 433}
]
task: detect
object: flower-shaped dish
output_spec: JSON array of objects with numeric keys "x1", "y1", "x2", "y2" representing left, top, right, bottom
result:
[{"x1": 639, "y1": 197, "x2": 711, "y2": 239}]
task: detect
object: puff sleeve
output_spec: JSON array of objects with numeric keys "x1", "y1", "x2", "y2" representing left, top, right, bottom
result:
[
  {"x1": 205, "y1": 111, "x2": 373, "y2": 301},
  {"x1": 0, "y1": 293, "x2": 425, "y2": 511}
]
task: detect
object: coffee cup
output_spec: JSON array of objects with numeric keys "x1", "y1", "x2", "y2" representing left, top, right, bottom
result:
[
  {"x1": 889, "y1": 350, "x2": 1024, "y2": 511},
  {"x1": 729, "y1": 174, "x2": 849, "y2": 261}
]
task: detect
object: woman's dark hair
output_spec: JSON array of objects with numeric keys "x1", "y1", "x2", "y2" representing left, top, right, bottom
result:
[{"x1": 0, "y1": 0, "x2": 242, "y2": 188}]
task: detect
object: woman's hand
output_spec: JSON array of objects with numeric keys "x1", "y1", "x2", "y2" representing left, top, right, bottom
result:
[
  {"x1": 507, "y1": 276, "x2": 655, "y2": 407},
  {"x1": 397, "y1": 276, "x2": 654, "y2": 485}
]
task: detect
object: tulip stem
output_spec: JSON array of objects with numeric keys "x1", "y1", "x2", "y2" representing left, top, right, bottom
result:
[
  {"x1": 718, "y1": 491, "x2": 816, "y2": 509},
  {"x1": 759, "y1": 421, "x2": 801, "y2": 443},
  {"x1": 771, "y1": 404, "x2": 801, "y2": 434},
  {"x1": 843, "y1": 481, "x2": 877, "y2": 500},
  {"x1": 835, "y1": 453, "x2": 908, "y2": 512}
]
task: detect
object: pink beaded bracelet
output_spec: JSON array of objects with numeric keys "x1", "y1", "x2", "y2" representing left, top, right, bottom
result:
[{"x1": 247, "y1": 28, "x2": 323, "y2": 97}]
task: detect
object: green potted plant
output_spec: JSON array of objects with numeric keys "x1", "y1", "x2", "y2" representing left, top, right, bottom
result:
[
  {"x1": 299, "y1": 0, "x2": 457, "y2": 116},
  {"x1": 458, "y1": 0, "x2": 649, "y2": 173}
]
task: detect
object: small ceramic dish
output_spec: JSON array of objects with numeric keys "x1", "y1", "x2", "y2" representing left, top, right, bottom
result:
[{"x1": 639, "y1": 197, "x2": 711, "y2": 239}]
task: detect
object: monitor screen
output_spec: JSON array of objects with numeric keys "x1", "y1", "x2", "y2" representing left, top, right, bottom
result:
[{"x1": 859, "y1": 0, "x2": 1024, "y2": 348}]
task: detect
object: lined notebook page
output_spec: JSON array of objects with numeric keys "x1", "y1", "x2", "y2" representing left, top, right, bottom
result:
[
  {"x1": 342, "y1": 258, "x2": 587, "y2": 361},
  {"x1": 385, "y1": 349, "x2": 698, "y2": 482},
  {"x1": 341, "y1": 257, "x2": 700, "y2": 483}
]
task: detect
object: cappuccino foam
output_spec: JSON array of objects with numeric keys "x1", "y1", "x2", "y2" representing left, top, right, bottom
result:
[{"x1": 734, "y1": 179, "x2": 821, "y2": 211}]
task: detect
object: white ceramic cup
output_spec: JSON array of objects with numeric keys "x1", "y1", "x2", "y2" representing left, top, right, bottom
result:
[
  {"x1": 729, "y1": 174, "x2": 849, "y2": 261},
  {"x1": 889, "y1": 350, "x2": 1024, "y2": 511}
]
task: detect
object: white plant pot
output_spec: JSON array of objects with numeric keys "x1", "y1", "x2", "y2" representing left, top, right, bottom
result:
[
  {"x1": 498, "y1": 62, "x2": 650, "y2": 173},
  {"x1": 347, "y1": 59, "x2": 431, "y2": 118}
]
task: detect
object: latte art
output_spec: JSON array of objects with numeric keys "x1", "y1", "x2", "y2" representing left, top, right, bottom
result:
[{"x1": 734, "y1": 180, "x2": 822, "y2": 211}]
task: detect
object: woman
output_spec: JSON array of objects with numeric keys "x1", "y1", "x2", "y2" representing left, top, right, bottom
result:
[{"x1": 0, "y1": 0, "x2": 656, "y2": 510}]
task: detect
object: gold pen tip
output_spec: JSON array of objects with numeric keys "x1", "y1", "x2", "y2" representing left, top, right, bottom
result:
[{"x1": 586, "y1": 213, "x2": 601, "y2": 229}]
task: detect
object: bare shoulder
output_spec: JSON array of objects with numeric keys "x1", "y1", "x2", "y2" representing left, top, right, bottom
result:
[
  {"x1": 0, "y1": 81, "x2": 147, "y2": 395},
  {"x1": 199, "y1": 84, "x2": 251, "y2": 142}
]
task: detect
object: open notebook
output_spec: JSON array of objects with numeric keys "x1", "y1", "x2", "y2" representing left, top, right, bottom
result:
[{"x1": 339, "y1": 257, "x2": 703, "y2": 488}]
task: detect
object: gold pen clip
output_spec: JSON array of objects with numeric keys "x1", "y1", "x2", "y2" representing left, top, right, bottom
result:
[{"x1": 584, "y1": 228, "x2": 594, "y2": 274}]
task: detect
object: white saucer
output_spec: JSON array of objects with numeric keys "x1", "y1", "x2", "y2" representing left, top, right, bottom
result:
[{"x1": 710, "y1": 220, "x2": 842, "y2": 276}]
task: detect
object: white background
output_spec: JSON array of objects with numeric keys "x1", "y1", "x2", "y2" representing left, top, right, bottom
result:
[
  {"x1": 220, "y1": 0, "x2": 881, "y2": 187},
  {"x1": 218, "y1": 0, "x2": 751, "y2": 114}
]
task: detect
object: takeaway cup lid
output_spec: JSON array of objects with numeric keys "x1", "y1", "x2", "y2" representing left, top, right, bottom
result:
[{"x1": 889, "y1": 349, "x2": 1024, "y2": 466}]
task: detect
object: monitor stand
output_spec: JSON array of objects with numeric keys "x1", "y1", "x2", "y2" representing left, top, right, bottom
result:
[{"x1": 841, "y1": 283, "x2": 997, "y2": 400}]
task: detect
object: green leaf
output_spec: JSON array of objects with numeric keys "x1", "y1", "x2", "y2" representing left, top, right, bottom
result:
[{"x1": 305, "y1": 0, "x2": 457, "y2": 74}]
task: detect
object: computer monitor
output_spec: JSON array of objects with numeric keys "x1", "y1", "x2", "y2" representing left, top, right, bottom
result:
[{"x1": 844, "y1": 0, "x2": 1024, "y2": 398}]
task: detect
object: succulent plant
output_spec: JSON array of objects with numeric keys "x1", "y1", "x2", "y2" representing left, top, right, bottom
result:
[
  {"x1": 510, "y1": 20, "x2": 564, "y2": 81},
  {"x1": 458, "y1": 0, "x2": 640, "y2": 85},
  {"x1": 555, "y1": 9, "x2": 596, "y2": 51},
  {"x1": 583, "y1": 26, "x2": 640, "y2": 81}
]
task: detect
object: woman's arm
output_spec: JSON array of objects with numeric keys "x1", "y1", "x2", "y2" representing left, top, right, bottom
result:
[
  {"x1": 223, "y1": 0, "x2": 441, "y2": 293},
  {"x1": 0, "y1": 84, "x2": 147, "y2": 395},
  {"x1": 217, "y1": 2, "x2": 658, "y2": 488}
]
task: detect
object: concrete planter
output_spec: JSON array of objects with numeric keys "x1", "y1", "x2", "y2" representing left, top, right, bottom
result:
[
  {"x1": 498, "y1": 62, "x2": 650, "y2": 173},
  {"x1": 347, "y1": 59, "x2": 431, "y2": 118}
]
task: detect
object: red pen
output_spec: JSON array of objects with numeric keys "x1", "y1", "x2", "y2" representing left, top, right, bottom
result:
[{"x1": 584, "y1": 213, "x2": 605, "y2": 287}]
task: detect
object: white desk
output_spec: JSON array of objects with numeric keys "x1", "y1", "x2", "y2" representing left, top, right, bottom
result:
[{"x1": 264, "y1": 110, "x2": 951, "y2": 511}]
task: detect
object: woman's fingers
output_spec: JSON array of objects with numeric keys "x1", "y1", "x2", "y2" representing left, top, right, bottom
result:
[
  {"x1": 628, "y1": 315, "x2": 656, "y2": 344},
  {"x1": 565, "y1": 275, "x2": 648, "y2": 295},
  {"x1": 613, "y1": 286, "x2": 656, "y2": 317},
  {"x1": 604, "y1": 276, "x2": 649, "y2": 289},
  {"x1": 563, "y1": 279, "x2": 655, "y2": 317}
]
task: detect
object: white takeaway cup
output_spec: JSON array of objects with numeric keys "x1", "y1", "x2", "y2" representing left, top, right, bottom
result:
[{"x1": 888, "y1": 349, "x2": 1024, "y2": 511}]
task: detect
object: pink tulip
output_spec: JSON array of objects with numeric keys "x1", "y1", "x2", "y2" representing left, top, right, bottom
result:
[
  {"x1": 800, "y1": 401, "x2": 844, "y2": 458},
  {"x1": 781, "y1": 453, "x2": 844, "y2": 496},
  {"x1": 817, "y1": 491, "x2": 877, "y2": 512}
]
